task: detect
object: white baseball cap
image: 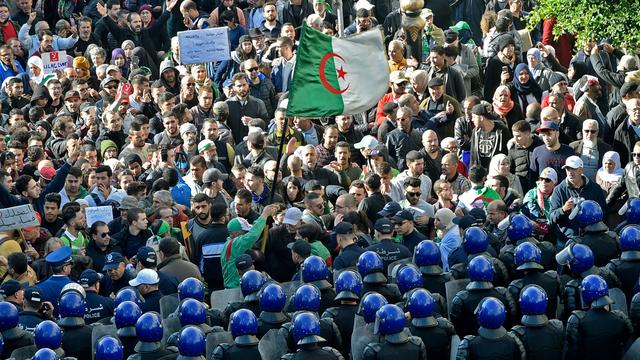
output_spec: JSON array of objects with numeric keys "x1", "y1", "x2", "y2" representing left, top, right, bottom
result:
[
  {"x1": 539, "y1": 167, "x2": 558, "y2": 184},
  {"x1": 562, "y1": 156, "x2": 584, "y2": 170},
  {"x1": 354, "y1": 135, "x2": 379, "y2": 150},
  {"x1": 129, "y1": 269, "x2": 159, "y2": 287}
]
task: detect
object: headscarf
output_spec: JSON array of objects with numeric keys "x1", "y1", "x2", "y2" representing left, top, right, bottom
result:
[
  {"x1": 597, "y1": 151, "x2": 624, "y2": 183},
  {"x1": 73, "y1": 56, "x2": 91, "y2": 80},
  {"x1": 111, "y1": 48, "x2": 129, "y2": 75},
  {"x1": 27, "y1": 56, "x2": 44, "y2": 84},
  {"x1": 513, "y1": 63, "x2": 542, "y2": 102},
  {"x1": 138, "y1": 4, "x2": 155, "y2": 27},
  {"x1": 492, "y1": 85, "x2": 515, "y2": 117},
  {"x1": 526, "y1": 48, "x2": 544, "y2": 78},
  {"x1": 488, "y1": 153, "x2": 509, "y2": 178}
]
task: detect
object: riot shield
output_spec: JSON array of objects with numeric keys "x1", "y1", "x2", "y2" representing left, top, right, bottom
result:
[
  {"x1": 160, "y1": 293, "x2": 180, "y2": 319},
  {"x1": 623, "y1": 338, "x2": 640, "y2": 360},
  {"x1": 258, "y1": 328, "x2": 289, "y2": 360},
  {"x1": 351, "y1": 322, "x2": 379, "y2": 360},
  {"x1": 91, "y1": 324, "x2": 118, "y2": 360},
  {"x1": 387, "y1": 258, "x2": 413, "y2": 282},
  {"x1": 445, "y1": 279, "x2": 470, "y2": 317},
  {"x1": 9, "y1": 345, "x2": 36, "y2": 360},
  {"x1": 609, "y1": 288, "x2": 628, "y2": 316},
  {"x1": 210, "y1": 288, "x2": 243, "y2": 311},
  {"x1": 205, "y1": 331, "x2": 233, "y2": 359},
  {"x1": 162, "y1": 317, "x2": 182, "y2": 346},
  {"x1": 450, "y1": 335, "x2": 461, "y2": 360},
  {"x1": 281, "y1": 281, "x2": 302, "y2": 299}
]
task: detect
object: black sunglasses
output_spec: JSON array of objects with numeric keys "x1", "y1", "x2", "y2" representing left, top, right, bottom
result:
[
  {"x1": 539, "y1": 177, "x2": 553, "y2": 183},
  {"x1": 407, "y1": 191, "x2": 422, "y2": 197},
  {"x1": 246, "y1": 67, "x2": 259, "y2": 72}
]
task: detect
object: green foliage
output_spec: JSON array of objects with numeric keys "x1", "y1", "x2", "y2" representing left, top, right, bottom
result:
[{"x1": 528, "y1": 0, "x2": 640, "y2": 51}]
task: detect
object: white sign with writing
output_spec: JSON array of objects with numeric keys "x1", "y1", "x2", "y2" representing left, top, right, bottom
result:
[
  {"x1": 0, "y1": 204, "x2": 39, "y2": 231},
  {"x1": 178, "y1": 27, "x2": 231, "y2": 64},
  {"x1": 41, "y1": 51, "x2": 68, "y2": 75},
  {"x1": 85, "y1": 206, "x2": 114, "y2": 227}
]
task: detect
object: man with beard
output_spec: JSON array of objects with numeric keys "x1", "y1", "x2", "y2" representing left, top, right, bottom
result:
[
  {"x1": 419, "y1": 130, "x2": 446, "y2": 181},
  {"x1": 96, "y1": 110, "x2": 128, "y2": 154},
  {"x1": 301, "y1": 145, "x2": 340, "y2": 187},
  {"x1": 177, "y1": 123, "x2": 198, "y2": 159},
  {"x1": 244, "y1": 165, "x2": 283, "y2": 212},
  {"x1": 59, "y1": 167, "x2": 89, "y2": 207},
  {"x1": 376, "y1": 71, "x2": 409, "y2": 125},
  {"x1": 399, "y1": 177, "x2": 434, "y2": 240},
  {"x1": 244, "y1": 58, "x2": 277, "y2": 117},
  {"x1": 226, "y1": 73, "x2": 269, "y2": 144},
  {"x1": 425, "y1": 46, "x2": 466, "y2": 103},
  {"x1": 159, "y1": 59, "x2": 181, "y2": 96},
  {"x1": 569, "y1": 120, "x2": 612, "y2": 181},
  {"x1": 183, "y1": 155, "x2": 206, "y2": 196},
  {"x1": 59, "y1": 91, "x2": 81, "y2": 122},
  {"x1": 1, "y1": 77, "x2": 29, "y2": 113},
  {"x1": 153, "y1": 111, "x2": 182, "y2": 147},
  {"x1": 111, "y1": 207, "x2": 151, "y2": 259},
  {"x1": 189, "y1": 87, "x2": 215, "y2": 129},
  {"x1": 119, "y1": 119, "x2": 151, "y2": 163},
  {"x1": 325, "y1": 142, "x2": 362, "y2": 188},
  {"x1": 441, "y1": 153, "x2": 471, "y2": 197},
  {"x1": 469, "y1": 102, "x2": 511, "y2": 169},
  {"x1": 258, "y1": 2, "x2": 282, "y2": 38},
  {"x1": 390, "y1": 150, "x2": 432, "y2": 203},
  {"x1": 529, "y1": 120, "x2": 575, "y2": 185},
  {"x1": 547, "y1": 92, "x2": 582, "y2": 144},
  {"x1": 419, "y1": 77, "x2": 461, "y2": 137},
  {"x1": 315, "y1": 125, "x2": 339, "y2": 167},
  {"x1": 386, "y1": 106, "x2": 422, "y2": 170},
  {"x1": 71, "y1": 17, "x2": 102, "y2": 56},
  {"x1": 186, "y1": 193, "x2": 215, "y2": 262},
  {"x1": 574, "y1": 76, "x2": 608, "y2": 133},
  {"x1": 60, "y1": 205, "x2": 88, "y2": 255}
]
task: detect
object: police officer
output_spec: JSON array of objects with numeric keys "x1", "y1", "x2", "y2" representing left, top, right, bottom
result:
[
  {"x1": 565, "y1": 275, "x2": 633, "y2": 360},
  {"x1": 282, "y1": 312, "x2": 344, "y2": 360},
  {"x1": 352, "y1": 293, "x2": 387, "y2": 360},
  {"x1": 365, "y1": 218, "x2": 412, "y2": 271},
  {"x1": 31, "y1": 348, "x2": 59, "y2": 360},
  {"x1": 212, "y1": 309, "x2": 262, "y2": 360},
  {"x1": 509, "y1": 285, "x2": 563, "y2": 360},
  {"x1": 363, "y1": 304, "x2": 427, "y2": 360},
  {"x1": 450, "y1": 227, "x2": 510, "y2": 287},
  {"x1": 456, "y1": 297, "x2": 526, "y2": 360},
  {"x1": 406, "y1": 289, "x2": 455, "y2": 360},
  {"x1": 0, "y1": 280, "x2": 24, "y2": 311},
  {"x1": 257, "y1": 283, "x2": 289, "y2": 338},
  {"x1": 615, "y1": 198, "x2": 640, "y2": 234},
  {"x1": 0, "y1": 301, "x2": 34, "y2": 358},
  {"x1": 396, "y1": 265, "x2": 446, "y2": 316},
  {"x1": 606, "y1": 225, "x2": 640, "y2": 301},
  {"x1": 570, "y1": 200, "x2": 620, "y2": 266},
  {"x1": 95, "y1": 335, "x2": 124, "y2": 360},
  {"x1": 167, "y1": 299, "x2": 215, "y2": 347},
  {"x1": 357, "y1": 252, "x2": 402, "y2": 303},
  {"x1": 413, "y1": 240, "x2": 454, "y2": 300},
  {"x1": 508, "y1": 242, "x2": 562, "y2": 319},
  {"x1": 299, "y1": 256, "x2": 337, "y2": 314},
  {"x1": 34, "y1": 320, "x2": 65, "y2": 357},
  {"x1": 79, "y1": 269, "x2": 115, "y2": 324},
  {"x1": 323, "y1": 270, "x2": 362, "y2": 357},
  {"x1": 37, "y1": 246, "x2": 73, "y2": 305},
  {"x1": 177, "y1": 326, "x2": 206, "y2": 359},
  {"x1": 173, "y1": 277, "x2": 225, "y2": 328},
  {"x1": 280, "y1": 284, "x2": 342, "y2": 353},
  {"x1": 450, "y1": 255, "x2": 516, "y2": 337},
  {"x1": 114, "y1": 300, "x2": 141, "y2": 358},
  {"x1": 333, "y1": 222, "x2": 366, "y2": 271},
  {"x1": 224, "y1": 270, "x2": 265, "y2": 322},
  {"x1": 57, "y1": 288, "x2": 93, "y2": 359},
  {"x1": 101, "y1": 252, "x2": 134, "y2": 297},
  {"x1": 558, "y1": 243, "x2": 621, "y2": 319},
  {"x1": 18, "y1": 287, "x2": 52, "y2": 334},
  {"x1": 499, "y1": 214, "x2": 556, "y2": 277},
  {"x1": 129, "y1": 312, "x2": 178, "y2": 359},
  {"x1": 129, "y1": 269, "x2": 164, "y2": 313}
]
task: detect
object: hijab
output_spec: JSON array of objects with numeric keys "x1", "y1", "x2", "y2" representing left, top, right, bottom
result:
[
  {"x1": 488, "y1": 153, "x2": 509, "y2": 178},
  {"x1": 492, "y1": 85, "x2": 515, "y2": 117},
  {"x1": 513, "y1": 63, "x2": 543, "y2": 102},
  {"x1": 597, "y1": 151, "x2": 624, "y2": 183},
  {"x1": 27, "y1": 56, "x2": 44, "y2": 84}
]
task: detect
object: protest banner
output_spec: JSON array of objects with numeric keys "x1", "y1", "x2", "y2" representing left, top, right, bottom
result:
[
  {"x1": 86, "y1": 206, "x2": 114, "y2": 227},
  {"x1": 42, "y1": 51, "x2": 68, "y2": 75},
  {"x1": 0, "y1": 205, "x2": 39, "y2": 232},
  {"x1": 178, "y1": 27, "x2": 231, "y2": 64}
]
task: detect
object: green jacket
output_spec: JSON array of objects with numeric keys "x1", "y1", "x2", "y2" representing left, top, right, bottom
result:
[
  {"x1": 310, "y1": 241, "x2": 332, "y2": 267},
  {"x1": 221, "y1": 216, "x2": 267, "y2": 288}
]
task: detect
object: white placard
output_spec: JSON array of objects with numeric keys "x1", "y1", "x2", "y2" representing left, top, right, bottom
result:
[
  {"x1": 85, "y1": 206, "x2": 114, "y2": 227},
  {"x1": 0, "y1": 204, "x2": 39, "y2": 231},
  {"x1": 178, "y1": 27, "x2": 231, "y2": 64},
  {"x1": 41, "y1": 51, "x2": 68, "y2": 75}
]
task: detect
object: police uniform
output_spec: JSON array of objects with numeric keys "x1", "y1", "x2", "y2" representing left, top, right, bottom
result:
[
  {"x1": 282, "y1": 345, "x2": 345, "y2": 360},
  {"x1": 562, "y1": 267, "x2": 621, "y2": 320},
  {"x1": 100, "y1": 252, "x2": 134, "y2": 297},
  {"x1": 333, "y1": 243, "x2": 365, "y2": 271},
  {"x1": 18, "y1": 286, "x2": 47, "y2": 334},
  {"x1": 224, "y1": 300, "x2": 262, "y2": 326},
  {"x1": 362, "y1": 333, "x2": 427, "y2": 360},
  {"x1": 322, "y1": 303, "x2": 358, "y2": 357},
  {"x1": 457, "y1": 328, "x2": 526, "y2": 360},
  {"x1": 37, "y1": 246, "x2": 73, "y2": 305},
  {"x1": 606, "y1": 252, "x2": 640, "y2": 301},
  {"x1": 575, "y1": 223, "x2": 620, "y2": 267},
  {"x1": 565, "y1": 308, "x2": 633, "y2": 360},
  {"x1": 508, "y1": 270, "x2": 563, "y2": 319},
  {"x1": 59, "y1": 319, "x2": 94, "y2": 358},
  {"x1": 140, "y1": 290, "x2": 163, "y2": 313},
  {"x1": 499, "y1": 238, "x2": 556, "y2": 277},
  {"x1": 212, "y1": 342, "x2": 262, "y2": 360},
  {"x1": 280, "y1": 315, "x2": 343, "y2": 353},
  {"x1": 450, "y1": 284, "x2": 516, "y2": 337},
  {"x1": 257, "y1": 311, "x2": 289, "y2": 338},
  {"x1": 510, "y1": 320, "x2": 564, "y2": 360},
  {"x1": 420, "y1": 271, "x2": 454, "y2": 301},
  {"x1": 128, "y1": 348, "x2": 179, "y2": 360},
  {"x1": 408, "y1": 317, "x2": 456, "y2": 360},
  {"x1": 0, "y1": 322, "x2": 35, "y2": 359},
  {"x1": 450, "y1": 253, "x2": 510, "y2": 287},
  {"x1": 362, "y1": 282, "x2": 402, "y2": 304},
  {"x1": 80, "y1": 269, "x2": 115, "y2": 324}
]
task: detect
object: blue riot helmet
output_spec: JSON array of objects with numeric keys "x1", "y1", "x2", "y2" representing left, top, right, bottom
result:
[
  {"x1": 396, "y1": 265, "x2": 423, "y2": 295},
  {"x1": 519, "y1": 285, "x2": 548, "y2": 326},
  {"x1": 95, "y1": 336, "x2": 124, "y2": 360},
  {"x1": 178, "y1": 326, "x2": 206, "y2": 357},
  {"x1": 413, "y1": 240, "x2": 443, "y2": 274},
  {"x1": 359, "y1": 292, "x2": 388, "y2": 324},
  {"x1": 620, "y1": 225, "x2": 640, "y2": 252},
  {"x1": 292, "y1": 312, "x2": 324, "y2": 345},
  {"x1": 178, "y1": 277, "x2": 205, "y2": 302},
  {"x1": 31, "y1": 348, "x2": 59, "y2": 360},
  {"x1": 463, "y1": 227, "x2": 489, "y2": 254},
  {"x1": 115, "y1": 301, "x2": 142, "y2": 337},
  {"x1": 35, "y1": 320, "x2": 62, "y2": 350},
  {"x1": 626, "y1": 199, "x2": 640, "y2": 224},
  {"x1": 373, "y1": 304, "x2": 406, "y2": 342},
  {"x1": 407, "y1": 289, "x2": 436, "y2": 327},
  {"x1": 0, "y1": 302, "x2": 19, "y2": 334},
  {"x1": 334, "y1": 270, "x2": 363, "y2": 301},
  {"x1": 259, "y1": 283, "x2": 287, "y2": 312},
  {"x1": 514, "y1": 242, "x2": 543, "y2": 271},
  {"x1": 507, "y1": 214, "x2": 533, "y2": 241},
  {"x1": 135, "y1": 312, "x2": 164, "y2": 350},
  {"x1": 179, "y1": 298, "x2": 207, "y2": 326},
  {"x1": 467, "y1": 255, "x2": 494, "y2": 289},
  {"x1": 58, "y1": 290, "x2": 86, "y2": 327},
  {"x1": 357, "y1": 251, "x2": 387, "y2": 283},
  {"x1": 115, "y1": 288, "x2": 142, "y2": 307},
  {"x1": 576, "y1": 200, "x2": 603, "y2": 226},
  {"x1": 229, "y1": 309, "x2": 259, "y2": 345},
  {"x1": 581, "y1": 274, "x2": 613, "y2": 308},
  {"x1": 292, "y1": 284, "x2": 321, "y2": 312},
  {"x1": 475, "y1": 297, "x2": 506, "y2": 329},
  {"x1": 240, "y1": 270, "x2": 266, "y2": 302},
  {"x1": 568, "y1": 244, "x2": 594, "y2": 274},
  {"x1": 301, "y1": 256, "x2": 329, "y2": 283}
]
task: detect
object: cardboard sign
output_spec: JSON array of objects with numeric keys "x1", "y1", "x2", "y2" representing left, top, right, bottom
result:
[
  {"x1": 178, "y1": 27, "x2": 231, "y2": 64},
  {"x1": 85, "y1": 206, "x2": 114, "y2": 227},
  {"x1": 0, "y1": 205, "x2": 39, "y2": 231},
  {"x1": 41, "y1": 51, "x2": 68, "y2": 75}
]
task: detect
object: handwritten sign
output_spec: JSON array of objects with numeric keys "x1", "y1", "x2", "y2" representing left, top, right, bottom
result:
[
  {"x1": 85, "y1": 206, "x2": 114, "y2": 227},
  {"x1": 41, "y1": 51, "x2": 68, "y2": 75},
  {"x1": 0, "y1": 205, "x2": 39, "y2": 232},
  {"x1": 178, "y1": 27, "x2": 231, "y2": 64}
]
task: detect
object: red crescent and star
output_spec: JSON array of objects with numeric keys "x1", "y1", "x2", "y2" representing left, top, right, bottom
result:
[{"x1": 318, "y1": 52, "x2": 350, "y2": 94}]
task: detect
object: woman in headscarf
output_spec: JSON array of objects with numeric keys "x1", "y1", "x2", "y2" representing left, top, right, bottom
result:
[
  {"x1": 111, "y1": 48, "x2": 129, "y2": 78},
  {"x1": 512, "y1": 63, "x2": 542, "y2": 111},
  {"x1": 492, "y1": 85, "x2": 523, "y2": 129},
  {"x1": 27, "y1": 56, "x2": 44, "y2": 87},
  {"x1": 596, "y1": 151, "x2": 624, "y2": 195},
  {"x1": 487, "y1": 153, "x2": 523, "y2": 196},
  {"x1": 527, "y1": 48, "x2": 552, "y2": 91},
  {"x1": 191, "y1": 64, "x2": 216, "y2": 96},
  {"x1": 72, "y1": 56, "x2": 100, "y2": 91}
]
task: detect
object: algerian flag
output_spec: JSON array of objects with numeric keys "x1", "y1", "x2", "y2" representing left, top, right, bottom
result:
[{"x1": 286, "y1": 24, "x2": 389, "y2": 117}]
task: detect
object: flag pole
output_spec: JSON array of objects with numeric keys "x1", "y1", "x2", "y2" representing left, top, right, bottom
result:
[
  {"x1": 335, "y1": 0, "x2": 345, "y2": 37},
  {"x1": 269, "y1": 116, "x2": 289, "y2": 204}
]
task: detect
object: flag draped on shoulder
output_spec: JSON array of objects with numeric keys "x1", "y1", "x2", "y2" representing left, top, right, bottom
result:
[{"x1": 286, "y1": 23, "x2": 390, "y2": 117}]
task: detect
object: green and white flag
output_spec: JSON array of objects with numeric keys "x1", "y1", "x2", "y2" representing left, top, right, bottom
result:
[{"x1": 286, "y1": 24, "x2": 389, "y2": 117}]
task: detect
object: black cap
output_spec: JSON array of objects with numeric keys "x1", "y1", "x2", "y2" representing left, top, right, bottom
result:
[
  {"x1": 374, "y1": 218, "x2": 394, "y2": 234},
  {"x1": 428, "y1": 77, "x2": 444, "y2": 87},
  {"x1": 136, "y1": 247, "x2": 157, "y2": 267},
  {"x1": 235, "y1": 254, "x2": 254, "y2": 271},
  {"x1": 287, "y1": 239, "x2": 312, "y2": 257},
  {"x1": 453, "y1": 215, "x2": 475, "y2": 230},
  {"x1": 79, "y1": 269, "x2": 101, "y2": 288},
  {"x1": 498, "y1": 35, "x2": 516, "y2": 50},
  {"x1": 469, "y1": 208, "x2": 486, "y2": 224},
  {"x1": 391, "y1": 210, "x2": 413, "y2": 223},
  {"x1": 0, "y1": 280, "x2": 24, "y2": 297},
  {"x1": 24, "y1": 286, "x2": 43, "y2": 305},
  {"x1": 334, "y1": 222, "x2": 354, "y2": 235},
  {"x1": 471, "y1": 103, "x2": 497, "y2": 120},
  {"x1": 304, "y1": 180, "x2": 323, "y2": 192},
  {"x1": 444, "y1": 29, "x2": 458, "y2": 44},
  {"x1": 102, "y1": 252, "x2": 125, "y2": 271}
]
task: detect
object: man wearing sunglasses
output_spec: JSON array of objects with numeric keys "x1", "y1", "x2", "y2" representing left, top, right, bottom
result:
[
  {"x1": 569, "y1": 120, "x2": 612, "y2": 181},
  {"x1": 244, "y1": 58, "x2": 277, "y2": 118},
  {"x1": 86, "y1": 220, "x2": 119, "y2": 273}
]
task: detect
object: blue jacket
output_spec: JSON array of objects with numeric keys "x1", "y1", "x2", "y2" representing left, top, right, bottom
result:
[
  {"x1": 270, "y1": 57, "x2": 294, "y2": 93},
  {"x1": 38, "y1": 275, "x2": 72, "y2": 305}
]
